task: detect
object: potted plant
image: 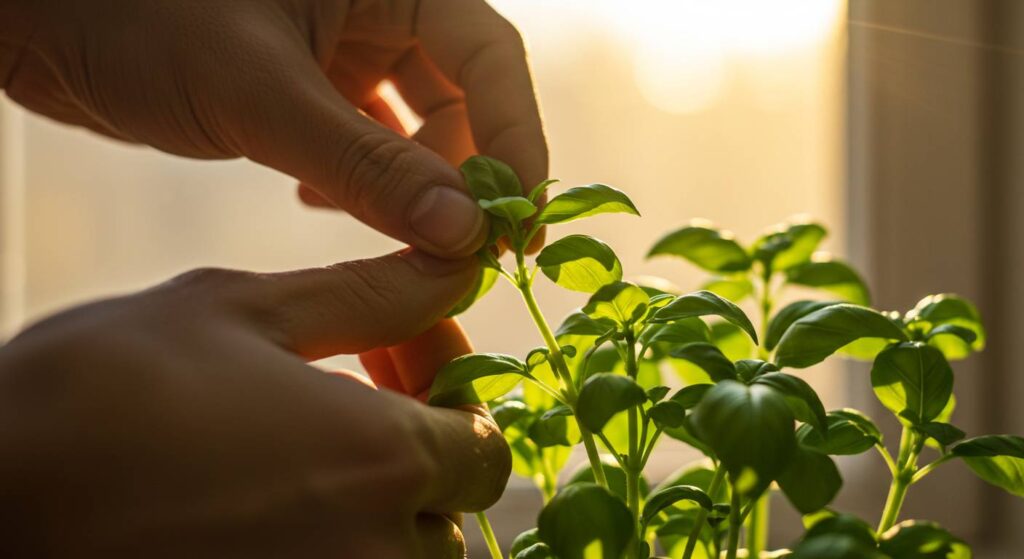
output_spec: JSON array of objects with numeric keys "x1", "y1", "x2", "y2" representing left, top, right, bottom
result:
[{"x1": 430, "y1": 156, "x2": 1024, "y2": 559}]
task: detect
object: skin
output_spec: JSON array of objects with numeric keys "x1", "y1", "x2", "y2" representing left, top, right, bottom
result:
[{"x1": 0, "y1": 0, "x2": 550, "y2": 555}]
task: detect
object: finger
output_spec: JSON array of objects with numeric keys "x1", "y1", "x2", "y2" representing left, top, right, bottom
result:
[
  {"x1": 359, "y1": 348, "x2": 405, "y2": 393},
  {"x1": 417, "y1": 0, "x2": 549, "y2": 191},
  {"x1": 209, "y1": 249, "x2": 478, "y2": 360},
  {"x1": 224, "y1": 33, "x2": 486, "y2": 257},
  {"x1": 296, "y1": 183, "x2": 337, "y2": 208},
  {"x1": 386, "y1": 319, "x2": 473, "y2": 400},
  {"x1": 413, "y1": 405, "x2": 511, "y2": 513},
  {"x1": 415, "y1": 514, "x2": 465, "y2": 559}
]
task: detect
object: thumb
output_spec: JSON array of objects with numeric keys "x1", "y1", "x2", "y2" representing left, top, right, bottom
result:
[
  {"x1": 226, "y1": 40, "x2": 486, "y2": 258},
  {"x1": 214, "y1": 249, "x2": 479, "y2": 360}
]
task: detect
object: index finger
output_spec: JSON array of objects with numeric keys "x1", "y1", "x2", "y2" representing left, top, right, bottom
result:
[{"x1": 416, "y1": 0, "x2": 549, "y2": 190}]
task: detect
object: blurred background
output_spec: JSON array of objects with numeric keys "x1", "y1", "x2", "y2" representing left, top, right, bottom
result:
[{"x1": 1, "y1": 0, "x2": 1021, "y2": 556}]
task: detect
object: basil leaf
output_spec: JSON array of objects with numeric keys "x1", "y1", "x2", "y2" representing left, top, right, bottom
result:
[
  {"x1": 753, "y1": 372, "x2": 828, "y2": 433},
  {"x1": 803, "y1": 512, "x2": 877, "y2": 548},
  {"x1": 651, "y1": 290, "x2": 758, "y2": 344},
  {"x1": 774, "y1": 304, "x2": 908, "y2": 368},
  {"x1": 555, "y1": 311, "x2": 617, "y2": 338},
  {"x1": 906, "y1": 294, "x2": 986, "y2": 359},
  {"x1": 647, "y1": 224, "x2": 752, "y2": 273},
  {"x1": 765, "y1": 300, "x2": 839, "y2": 352},
  {"x1": 647, "y1": 385, "x2": 671, "y2": 403},
  {"x1": 669, "y1": 384, "x2": 714, "y2": 410},
  {"x1": 797, "y1": 410, "x2": 882, "y2": 455},
  {"x1": 649, "y1": 401, "x2": 687, "y2": 429},
  {"x1": 447, "y1": 265, "x2": 499, "y2": 317},
  {"x1": 786, "y1": 256, "x2": 871, "y2": 305},
  {"x1": 583, "y1": 281, "x2": 650, "y2": 325},
  {"x1": 690, "y1": 380, "x2": 796, "y2": 495},
  {"x1": 535, "y1": 183, "x2": 640, "y2": 225},
  {"x1": 567, "y1": 457, "x2": 649, "y2": 503},
  {"x1": 428, "y1": 353, "x2": 529, "y2": 406},
  {"x1": 669, "y1": 343, "x2": 737, "y2": 382},
  {"x1": 577, "y1": 373, "x2": 648, "y2": 433},
  {"x1": 753, "y1": 221, "x2": 827, "y2": 271},
  {"x1": 777, "y1": 446, "x2": 843, "y2": 514},
  {"x1": 478, "y1": 195, "x2": 537, "y2": 221},
  {"x1": 642, "y1": 485, "x2": 713, "y2": 527},
  {"x1": 537, "y1": 234, "x2": 623, "y2": 293},
  {"x1": 951, "y1": 435, "x2": 1024, "y2": 497},
  {"x1": 878, "y1": 520, "x2": 970, "y2": 559},
  {"x1": 916, "y1": 422, "x2": 966, "y2": 449},
  {"x1": 791, "y1": 534, "x2": 885, "y2": 559},
  {"x1": 538, "y1": 482, "x2": 635, "y2": 559},
  {"x1": 510, "y1": 528, "x2": 542, "y2": 558},
  {"x1": 870, "y1": 343, "x2": 953, "y2": 425},
  {"x1": 514, "y1": 543, "x2": 555, "y2": 559},
  {"x1": 492, "y1": 400, "x2": 533, "y2": 431},
  {"x1": 709, "y1": 322, "x2": 756, "y2": 362},
  {"x1": 460, "y1": 155, "x2": 522, "y2": 200},
  {"x1": 639, "y1": 318, "x2": 711, "y2": 350},
  {"x1": 528, "y1": 405, "x2": 580, "y2": 448},
  {"x1": 701, "y1": 277, "x2": 755, "y2": 302},
  {"x1": 734, "y1": 359, "x2": 779, "y2": 382},
  {"x1": 529, "y1": 179, "x2": 559, "y2": 203}
]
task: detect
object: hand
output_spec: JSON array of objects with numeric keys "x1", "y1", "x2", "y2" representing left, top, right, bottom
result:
[
  {"x1": 1, "y1": 0, "x2": 548, "y2": 256},
  {"x1": 0, "y1": 251, "x2": 511, "y2": 558}
]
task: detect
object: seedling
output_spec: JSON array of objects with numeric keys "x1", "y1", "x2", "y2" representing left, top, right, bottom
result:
[{"x1": 430, "y1": 156, "x2": 1023, "y2": 559}]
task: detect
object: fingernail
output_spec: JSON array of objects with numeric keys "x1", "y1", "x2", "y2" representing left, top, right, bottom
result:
[
  {"x1": 409, "y1": 187, "x2": 484, "y2": 254},
  {"x1": 398, "y1": 248, "x2": 477, "y2": 277}
]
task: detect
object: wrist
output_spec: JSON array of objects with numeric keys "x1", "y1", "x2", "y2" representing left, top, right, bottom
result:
[{"x1": 0, "y1": 0, "x2": 39, "y2": 87}]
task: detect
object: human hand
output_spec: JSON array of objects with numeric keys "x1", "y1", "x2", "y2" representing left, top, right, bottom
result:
[
  {"x1": 1, "y1": 0, "x2": 548, "y2": 256},
  {"x1": 0, "y1": 251, "x2": 510, "y2": 558}
]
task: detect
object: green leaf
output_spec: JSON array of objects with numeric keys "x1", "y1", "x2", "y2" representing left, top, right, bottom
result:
[
  {"x1": 514, "y1": 543, "x2": 556, "y2": 559},
  {"x1": 917, "y1": 422, "x2": 966, "y2": 449},
  {"x1": 656, "y1": 459, "x2": 729, "y2": 502},
  {"x1": 654, "y1": 509, "x2": 716, "y2": 559},
  {"x1": 492, "y1": 400, "x2": 533, "y2": 431},
  {"x1": 765, "y1": 300, "x2": 839, "y2": 352},
  {"x1": 689, "y1": 380, "x2": 796, "y2": 494},
  {"x1": 786, "y1": 256, "x2": 871, "y2": 305},
  {"x1": 734, "y1": 359, "x2": 780, "y2": 382},
  {"x1": 646, "y1": 224, "x2": 752, "y2": 273},
  {"x1": 535, "y1": 184, "x2": 640, "y2": 225},
  {"x1": 774, "y1": 304, "x2": 909, "y2": 368},
  {"x1": 428, "y1": 353, "x2": 529, "y2": 406},
  {"x1": 538, "y1": 482, "x2": 635, "y2": 559},
  {"x1": 511, "y1": 528, "x2": 542, "y2": 558},
  {"x1": 709, "y1": 322, "x2": 755, "y2": 362},
  {"x1": 577, "y1": 373, "x2": 648, "y2": 432},
  {"x1": 567, "y1": 457, "x2": 649, "y2": 503},
  {"x1": 651, "y1": 291, "x2": 758, "y2": 344},
  {"x1": 669, "y1": 343, "x2": 737, "y2": 382},
  {"x1": 669, "y1": 384, "x2": 714, "y2": 410},
  {"x1": 649, "y1": 401, "x2": 687, "y2": 429},
  {"x1": 907, "y1": 294, "x2": 986, "y2": 358},
  {"x1": 647, "y1": 386, "x2": 671, "y2": 403},
  {"x1": 797, "y1": 409, "x2": 882, "y2": 455},
  {"x1": 870, "y1": 343, "x2": 953, "y2": 425},
  {"x1": 583, "y1": 282, "x2": 650, "y2": 325},
  {"x1": 925, "y1": 325, "x2": 979, "y2": 362},
  {"x1": 951, "y1": 435, "x2": 1024, "y2": 497},
  {"x1": 529, "y1": 179, "x2": 559, "y2": 203},
  {"x1": 753, "y1": 372, "x2": 828, "y2": 433},
  {"x1": 529, "y1": 406, "x2": 580, "y2": 448},
  {"x1": 777, "y1": 446, "x2": 843, "y2": 514},
  {"x1": 556, "y1": 311, "x2": 617, "y2": 338},
  {"x1": 753, "y1": 221, "x2": 828, "y2": 271},
  {"x1": 701, "y1": 277, "x2": 755, "y2": 302},
  {"x1": 878, "y1": 520, "x2": 969, "y2": 559},
  {"x1": 791, "y1": 534, "x2": 885, "y2": 559},
  {"x1": 460, "y1": 155, "x2": 522, "y2": 201},
  {"x1": 505, "y1": 423, "x2": 540, "y2": 478},
  {"x1": 639, "y1": 319, "x2": 711, "y2": 351},
  {"x1": 803, "y1": 512, "x2": 877, "y2": 548},
  {"x1": 642, "y1": 485, "x2": 713, "y2": 527},
  {"x1": 478, "y1": 195, "x2": 537, "y2": 221},
  {"x1": 447, "y1": 264, "x2": 499, "y2": 317},
  {"x1": 538, "y1": 235, "x2": 623, "y2": 293}
]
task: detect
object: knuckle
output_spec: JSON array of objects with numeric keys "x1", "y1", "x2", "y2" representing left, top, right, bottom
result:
[
  {"x1": 333, "y1": 132, "x2": 428, "y2": 218},
  {"x1": 328, "y1": 260, "x2": 404, "y2": 329}
]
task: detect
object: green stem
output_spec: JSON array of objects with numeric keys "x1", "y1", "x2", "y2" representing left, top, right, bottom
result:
[
  {"x1": 726, "y1": 486, "x2": 742, "y2": 559},
  {"x1": 912, "y1": 454, "x2": 952, "y2": 484},
  {"x1": 513, "y1": 252, "x2": 610, "y2": 490},
  {"x1": 625, "y1": 333, "x2": 642, "y2": 559},
  {"x1": 682, "y1": 465, "x2": 727, "y2": 559},
  {"x1": 877, "y1": 426, "x2": 920, "y2": 533},
  {"x1": 748, "y1": 269, "x2": 773, "y2": 554},
  {"x1": 475, "y1": 512, "x2": 503, "y2": 559}
]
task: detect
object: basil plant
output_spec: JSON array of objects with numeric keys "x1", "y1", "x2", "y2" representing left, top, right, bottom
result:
[{"x1": 429, "y1": 156, "x2": 1023, "y2": 559}]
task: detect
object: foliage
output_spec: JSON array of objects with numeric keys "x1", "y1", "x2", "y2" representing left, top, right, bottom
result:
[{"x1": 426, "y1": 157, "x2": 1019, "y2": 559}]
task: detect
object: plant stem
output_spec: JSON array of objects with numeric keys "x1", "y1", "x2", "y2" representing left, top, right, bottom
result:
[
  {"x1": 911, "y1": 454, "x2": 952, "y2": 484},
  {"x1": 748, "y1": 268, "x2": 773, "y2": 555},
  {"x1": 726, "y1": 486, "x2": 742, "y2": 559},
  {"x1": 513, "y1": 251, "x2": 609, "y2": 489},
  {"x1": 877, "y1": 426, "x2": 920, "y2": 533},
  {"x1": 475, "y1": 512, "x2": 503, "y2": 559},
  {"x1": 625, "y1": 333, "x2": 642, "y2": 559},
  {"x1": 682, "y1": 465, "x2": 727, "y2": 559}
]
